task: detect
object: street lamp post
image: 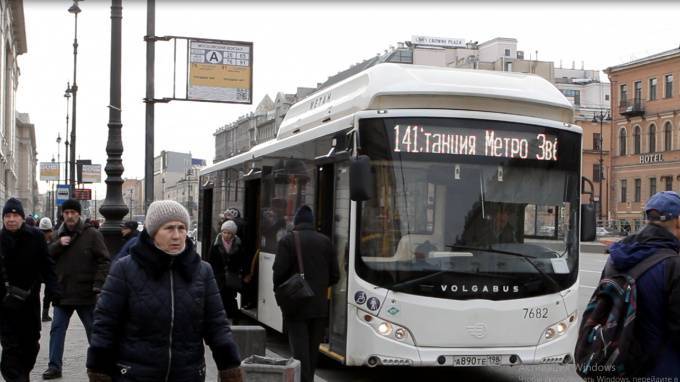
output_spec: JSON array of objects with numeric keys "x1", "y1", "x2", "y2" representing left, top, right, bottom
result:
[
  {"x1": 51, "y1": 156, "x2": 56, "y2": 223},
  {"x1": 56, "y1": 134, "x2": 61, "y2": 222},
  {"x1": 592, "y1": 110, "x2": 611, "y2": 224},
  {"x1": 68, "y1": 1, "x2": 81, "y2": 194},
  {"x1": 99, "y1": 0, "x2": 128, "y2": 255},
  {"x1": 64, "y1": 83, "x2": 70, "y2": 185},
  {"x1": 56, "y1": 134, "x2": 61, "y2": 180}
]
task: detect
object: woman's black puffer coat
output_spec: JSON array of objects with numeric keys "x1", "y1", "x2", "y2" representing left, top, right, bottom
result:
[{"x1": 86, "y1": 230, "x2": 241, "y2": 381}]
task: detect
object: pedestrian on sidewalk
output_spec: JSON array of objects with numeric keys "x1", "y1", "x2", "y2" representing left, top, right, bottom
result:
[
  {"x1": 39, "y1": 217, "x2": 55, "y2": 322},
  {"x1": 0, "y1": 198, "x2": 60, "y2": 382},
  {"x1": 208, "y1": 220, "x2": 246, "y2": 324},
  {"x1": 110, "y1": 220, "x2": 139, "y2": 264},
  {"x1": 599, "y1": 191, "x2": 680, "y2": 377},
  {"x1": 86, "y1": 200, "x2": 243, "y2": 382},
  {"x1": 43, "y1": 199, "x2": 110, "y2": 380},
  {"x1": 273, "y1": 205, "x2": 340, "y2": 382}
]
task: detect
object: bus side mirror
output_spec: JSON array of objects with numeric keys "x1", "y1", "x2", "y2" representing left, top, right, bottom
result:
[
  {"x1": 350, "y1": 155, "x2": 374, "y2": 201},
  {"x1": 580, "y1": 204, "x2": 596, "y2": 242}
]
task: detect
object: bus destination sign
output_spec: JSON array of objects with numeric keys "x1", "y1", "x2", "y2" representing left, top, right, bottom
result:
[{"x1": 392, "y1": 124, "x2": 559, "y2": 161}]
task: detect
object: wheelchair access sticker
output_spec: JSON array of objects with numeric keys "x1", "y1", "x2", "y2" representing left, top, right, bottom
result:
[{"x1": 354, "y1": 291, "x2": 367, "y2": 305}]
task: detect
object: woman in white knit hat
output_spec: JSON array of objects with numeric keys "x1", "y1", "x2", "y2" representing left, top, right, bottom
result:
[
  {"x1": 86, "y1": 200, "x2": 242, "y2": 382},
  {"x1": 208, "y1": 219, "x2": 245, "y2": 324}
]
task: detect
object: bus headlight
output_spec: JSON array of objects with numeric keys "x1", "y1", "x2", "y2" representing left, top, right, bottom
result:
[
  {"x1": 541, "y1": 311, "x2": 577, "y2": 344},
  {"x1": 357, "y1": 309, "x2": 414, "y2": 345},
  {"x1": 378, "y1": 322, "x2": 392, "y2": 336}
]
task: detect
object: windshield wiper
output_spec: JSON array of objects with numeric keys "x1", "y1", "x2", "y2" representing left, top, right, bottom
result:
[
  {"x1": 445, "y1": 244, "x2": 562, "y2": 292},
  {"x1": 390, "y1": 270, "x2": 485, "y2": 291}
]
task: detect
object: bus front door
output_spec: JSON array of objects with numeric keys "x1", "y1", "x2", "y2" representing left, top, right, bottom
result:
[
  {"x1": 316, "y1": 162, "x2": 350, "y2": 362},
  {"x1": 242, "y1": 179, "x2": 261, "y2": 319}
]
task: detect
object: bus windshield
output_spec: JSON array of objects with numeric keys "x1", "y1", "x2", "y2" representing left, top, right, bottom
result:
[{"x1": 356, "y1": 117, "x2": 581, "y2": 300}]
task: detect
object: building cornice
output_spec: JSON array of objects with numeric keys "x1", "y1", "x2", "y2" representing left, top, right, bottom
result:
[
  {"x1": 605, "y1": 48, "x2": 680, "y2": 74},
  {"x1": 10, "y1": 0, "x2": 26, "y2": 55}
]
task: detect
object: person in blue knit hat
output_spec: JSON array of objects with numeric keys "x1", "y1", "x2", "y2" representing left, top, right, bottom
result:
[{"x1": 605, "y1": 191, "x2": 680, "y2": 377}]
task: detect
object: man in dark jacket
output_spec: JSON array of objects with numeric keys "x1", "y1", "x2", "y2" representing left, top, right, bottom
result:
[
  {"x1": 43, "y1": 199, "x2": 110, "y2": 380},
  {"x1": 86, "y1": 200, "x2": 242, "y2": 382},
  {"x1": 110, "y1": 220, "x2": 139, "y2": 264},
  {"x1": 0, "y1": 198, "x2": 60, "y2": 382},
  {"x1": 273, "y1": 205, "x2": 340, "y2": 382},
  {"x1": 607, "y1": 191, "x2": 680, "y2": 377}
]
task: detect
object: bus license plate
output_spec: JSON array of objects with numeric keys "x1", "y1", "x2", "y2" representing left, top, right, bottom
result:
[{"x1": 452, "y1": 355, "x2": 502, "y2": 367}]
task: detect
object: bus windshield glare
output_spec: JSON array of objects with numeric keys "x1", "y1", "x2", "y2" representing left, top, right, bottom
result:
[{"x1": 356, "y1": 117, "x2": 581, "y2": 300}]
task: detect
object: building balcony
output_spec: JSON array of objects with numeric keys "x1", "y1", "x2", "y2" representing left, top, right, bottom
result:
[{"x1": 619, "y1": 98, "x2": 645, "y2": 117}]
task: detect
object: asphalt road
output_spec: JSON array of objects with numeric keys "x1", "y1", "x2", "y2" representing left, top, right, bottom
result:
[{"x1": 26, "y1": 251, "x2": 607, "y2": 381}]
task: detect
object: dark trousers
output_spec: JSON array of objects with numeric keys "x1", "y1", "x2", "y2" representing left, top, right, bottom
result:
[
  {"x1": 220, "y1": 288, "x2": 239, "y2": 323},
  {"x1": 0, "y1": 304, "x2": 41, "y2": 382},
  {"x1": 48, "y1": 305, "x2": 94, "y2": 370},
  {"x1": 241, "y1": 275, "x2": 258, "y2": 308},
  {"x1": 286, "y1": 317, "x2": 325, "y2": 382},
  {"x1": 41, "y1": 284, "x2": 51, "y2": 313}
]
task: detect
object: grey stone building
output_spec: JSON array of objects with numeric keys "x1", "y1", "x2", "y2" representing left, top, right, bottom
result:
[
  {"x1": 0, "y1": 1, "x2": 26, "y2": 202},
  {"x1": 213, "y1": 88, "x2": 313, "y2": 162},
  {"x1": 153, "y1": 151, "x2": 205, "y2": 222},
  {"x1": 15, "y1": 112, "x2": 38, "y2": 213}
]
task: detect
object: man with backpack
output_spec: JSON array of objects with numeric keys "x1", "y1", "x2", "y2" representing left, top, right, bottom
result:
[{"x1": 576, "y1": 191, "x2": 680, "y2": 378}]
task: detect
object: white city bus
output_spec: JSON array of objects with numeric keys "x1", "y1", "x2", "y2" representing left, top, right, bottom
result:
[{"x1": 198, "y1": 63, "x2": 581, "y2": 368}]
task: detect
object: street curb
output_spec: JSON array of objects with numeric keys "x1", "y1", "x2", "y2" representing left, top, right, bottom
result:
[{"x1": 580, "y1": 242, "x2": 609, "y2": 254}]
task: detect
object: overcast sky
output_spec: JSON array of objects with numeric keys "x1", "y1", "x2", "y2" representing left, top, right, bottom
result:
[{"x1": 18, "y1": 1, "x2": 680, "y2": 195}]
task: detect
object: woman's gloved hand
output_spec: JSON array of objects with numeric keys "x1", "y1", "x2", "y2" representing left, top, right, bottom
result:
[
  {"x1": 218, "y1": 367, "x2": 244, "y2": 382},
  {"x1": 87, "y1": 369, "x2": 112, "y2": 382}
]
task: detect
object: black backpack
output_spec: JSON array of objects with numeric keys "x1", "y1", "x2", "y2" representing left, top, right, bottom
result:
[{"x1": 574, "y1": 249, "x2": 677, "y2": 379}]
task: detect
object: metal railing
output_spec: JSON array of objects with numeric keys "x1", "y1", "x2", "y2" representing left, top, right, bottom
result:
[{"x1": 618, "y1": 98, "x2": 645, "y2": 116}]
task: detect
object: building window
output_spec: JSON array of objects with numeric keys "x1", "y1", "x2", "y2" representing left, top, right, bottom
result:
[
  {"x1": 665, "y1": 122, "x2": 672, "y2": 151},
  {"x1": 634, "y1": 125, "x2": 641, "y2": 154},
  {"x1": 666, "y1": 74, "x2": 674, "y2": 98},
  {"x1": 621, "y1": 179, "x2": 627, "y2": 203},
  {"x1": 593, "y1": 163, "x2": 602, "y2": 182},
  {"x1": 605, "y1": 94, "x2": 610, "y2": 101},
  {"x1": 619, "y1": 128, "x2": 627, "y2": 156},
  {"x1": 666, "y1": 176, "x2": 673, "y2": 191},
  {"x1": 593, "y1": 132, "x2": 602, "y2": 151},
  {"x1": 634, "y1": 81, "x2": 642, "y2": 102},
  {"x1": 505, "y1": 48, "x2": 511, "y2": 57},
  {"x1": 650, "y1": 78, "x2": 657, "y2": 101},
  {"x1": 634, "y1": 178, "x2": 641, "y2": 202},
  {"x1": 650, "y1": 177, "x2": 657, "y2": 197},
  {"x1": 649, "y1": 124, "x2": 657, "y2": 153},
  {"x1": 562, "y1": 89, "x2": 581, "y2": 106},
  {"x1": 620, "y1": 84, "x2": 628, "y2": 104}
]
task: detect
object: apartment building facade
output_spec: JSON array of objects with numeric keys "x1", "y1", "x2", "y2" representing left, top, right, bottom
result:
[{"x1": 605, "y1": 47, "x2": 680, "y2": 230}]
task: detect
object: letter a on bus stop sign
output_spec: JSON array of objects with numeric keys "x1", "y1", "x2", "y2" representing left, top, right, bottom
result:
[{"x1": 56, "y1": 185, "x2": 70, "y2": 206}]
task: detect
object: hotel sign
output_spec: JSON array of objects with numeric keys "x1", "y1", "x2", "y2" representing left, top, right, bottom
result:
[
  {"x1": 411, "y1": 35, "x2": 467, "y2": 48},
  {"x1": 640, "y1": 154, "x2": 664, "y2": 164}
]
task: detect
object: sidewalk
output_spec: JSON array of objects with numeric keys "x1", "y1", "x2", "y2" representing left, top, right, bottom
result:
[
  {"x1": 27, "y1": 311, "x2": 292, "y2": 381},
  {"x1": 28, "y1": 313, "x2": 221, "y2": 381}
]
